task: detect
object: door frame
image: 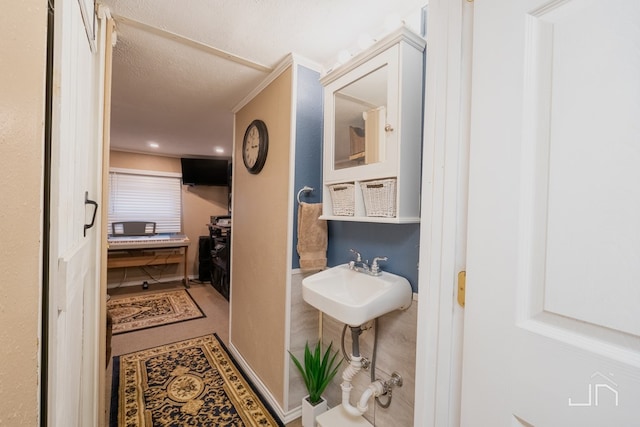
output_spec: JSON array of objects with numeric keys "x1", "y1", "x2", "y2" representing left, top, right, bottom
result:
[
  {"x1": 414, "y1": 1, "x2": 473, "y2": 426},
  {"x1": 96, "y1": 6, "x2": 115, "y2": 425}
]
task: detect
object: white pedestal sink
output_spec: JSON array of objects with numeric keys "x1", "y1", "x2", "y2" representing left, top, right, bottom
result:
[{"x1": 301, "y1": 263, "x2": 412, "y2": 326}]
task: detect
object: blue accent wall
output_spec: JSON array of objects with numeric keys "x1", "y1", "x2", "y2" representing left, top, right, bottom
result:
[
  {"x1": 327, "y1": 222, "x2": 421, "y2": 292},
  {"x1": 291, "y1": 64, "x2": 421, "y2": 292},
  {"x1": 292, "y1": 65, "x2": 323, "y2": 268}
]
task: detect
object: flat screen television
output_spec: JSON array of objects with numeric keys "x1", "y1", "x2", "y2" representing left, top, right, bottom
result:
[{"x1": 181, "y1": 158, "x2": 230, "y2": 186}]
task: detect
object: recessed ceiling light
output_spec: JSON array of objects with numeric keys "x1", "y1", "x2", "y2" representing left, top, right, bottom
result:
[
  {"x1": 214, "y1": 147, "x2": 225, "y2": 154},
  {"x1": 148, "y1": 141, "x2": 159, "y2": 148}
]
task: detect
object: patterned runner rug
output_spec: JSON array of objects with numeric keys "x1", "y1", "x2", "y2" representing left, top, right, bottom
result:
[
  {"x1": 110, "y1": 334, "x2": 283, "y2": 427},
  {"x1": 107, "y1": 289, "x2": 205, "y2": 334}
]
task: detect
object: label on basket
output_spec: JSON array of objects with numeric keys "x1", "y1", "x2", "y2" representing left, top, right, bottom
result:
[
  {"x1": 366, "y1": 183, "x2": 384, "y2": 189},
  {"x1": 333, "y1": 186, "x2": 349, "y2": 191}
]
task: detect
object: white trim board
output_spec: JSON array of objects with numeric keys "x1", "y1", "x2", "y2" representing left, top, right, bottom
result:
[
  {"x1": 227, "y1": 342, "x2": 300, "y2": 424},
  {"x1": 232, "y1": 53, "x2": 321, "y2": 113},
  {"x1": 414, "y1": 0, "x2": 472, "y2": 426}
]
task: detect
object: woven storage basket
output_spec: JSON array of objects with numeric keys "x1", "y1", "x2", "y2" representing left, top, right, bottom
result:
[
  {"x1": 328, "y1": 183, "x2": 355, "y2": 216},
  {"x1": 360, "y1": 178, "x2": 397, "y2": 217}
]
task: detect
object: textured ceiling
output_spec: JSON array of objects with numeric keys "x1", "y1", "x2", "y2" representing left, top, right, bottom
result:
[{"x1": 101, "y1": 0, "x2": 427, "y2": 158}]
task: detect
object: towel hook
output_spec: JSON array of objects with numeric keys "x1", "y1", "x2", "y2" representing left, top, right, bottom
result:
[{"x1": 296, "y1": 186, "x2": 314, "y2": 204}]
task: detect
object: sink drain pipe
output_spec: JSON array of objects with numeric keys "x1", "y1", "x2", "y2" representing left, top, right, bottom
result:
[{"x1": 340, "y1": 326, "x2": 386, "y2": 416}]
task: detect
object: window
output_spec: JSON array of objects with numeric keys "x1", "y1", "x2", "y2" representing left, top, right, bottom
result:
[{"x1": 108, "y1": 168, "x2": 182, "y2": 234}]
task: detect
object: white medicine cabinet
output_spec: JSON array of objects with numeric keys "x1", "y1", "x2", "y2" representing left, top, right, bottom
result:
[{"x1": 320, "y1": 27, "x2": 425, "y2": 223}]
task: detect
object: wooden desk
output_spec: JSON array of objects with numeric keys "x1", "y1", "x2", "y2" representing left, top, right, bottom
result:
[{"x1": 107, "y1": 236, "x2": 190, "y2": 287}]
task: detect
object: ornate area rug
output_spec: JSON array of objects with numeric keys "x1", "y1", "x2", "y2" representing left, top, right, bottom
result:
[
  {"x1": 110, "y1": 334, "x2": 283, "y2": 427},
  {"x1": 107, "y1": 289, "x2": 205, "y2": 334}
]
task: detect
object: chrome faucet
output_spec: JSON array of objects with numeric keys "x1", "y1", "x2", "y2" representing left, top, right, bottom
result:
[
  {"x1": 349, "y1": 249, "x2": 370, "y2": 273},
  {"x1": 370, "y1": 256, "x2": 388, "y2": 276},
  {"x1": 349, "y1": 250, "x2": 388, "y2": 276}
]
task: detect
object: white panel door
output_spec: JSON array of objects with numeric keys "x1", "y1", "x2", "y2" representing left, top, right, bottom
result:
[
  {"x1": 461, "y1": 0, "x2": 640, "y2": 426},
  {"x1": 48, "y1": 0, "x2": 103, "y2": 425}
]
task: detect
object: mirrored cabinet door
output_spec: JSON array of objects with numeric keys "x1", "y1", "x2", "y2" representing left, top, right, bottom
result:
[
  {"x1": 323, "y1": 45, "x2": 400, "y2": 183},
  {"x1": 333, "y1": 64, "x2": 388, "y2": 170}
]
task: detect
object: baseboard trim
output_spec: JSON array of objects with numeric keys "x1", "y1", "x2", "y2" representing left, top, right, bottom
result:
[{"x1": 227, "y1": 341, "x2": 301, "y2": 424}]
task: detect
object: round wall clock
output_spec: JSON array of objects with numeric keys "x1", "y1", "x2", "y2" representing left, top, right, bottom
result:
[{"x1": 242, "y1": 119, "x2": 269, "y2": 174}]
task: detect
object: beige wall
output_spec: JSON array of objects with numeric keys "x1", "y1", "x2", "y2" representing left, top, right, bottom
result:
[
  {"x1": 108, "y1": 151, "x2": 228, "y2": 284},
  {"x1": 0, "y1": 1, "x2": 47, "y2": 424},
  {"x1": 231, "y1": 67, "x2": 293, "y2": 408}
]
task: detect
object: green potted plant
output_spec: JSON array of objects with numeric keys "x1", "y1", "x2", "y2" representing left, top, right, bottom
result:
[{"x1": 289, "y1": 340, "x2": 342, "y2": 427}]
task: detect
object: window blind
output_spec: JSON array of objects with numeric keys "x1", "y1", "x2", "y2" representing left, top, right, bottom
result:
[{"x1": 108, "y1": 170, "x2": 182, "y2": 234}]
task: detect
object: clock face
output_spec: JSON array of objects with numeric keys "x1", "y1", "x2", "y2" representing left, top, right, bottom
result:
[
  {"x1": 242, "y1": 120, "x2": 268, "y2": 174},
  {"x1": 244, "y1": 125, "x2": 260, "y2": 167}
]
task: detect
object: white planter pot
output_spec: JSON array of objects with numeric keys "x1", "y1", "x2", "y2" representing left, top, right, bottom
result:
[{"x1": 301, "y1": 395, "x2": 327, "y2": 427}]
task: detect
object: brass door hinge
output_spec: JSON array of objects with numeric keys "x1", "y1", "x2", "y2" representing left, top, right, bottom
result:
[{"x1": 457, "y1": 271, "x2": 466, "y2": 307}]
